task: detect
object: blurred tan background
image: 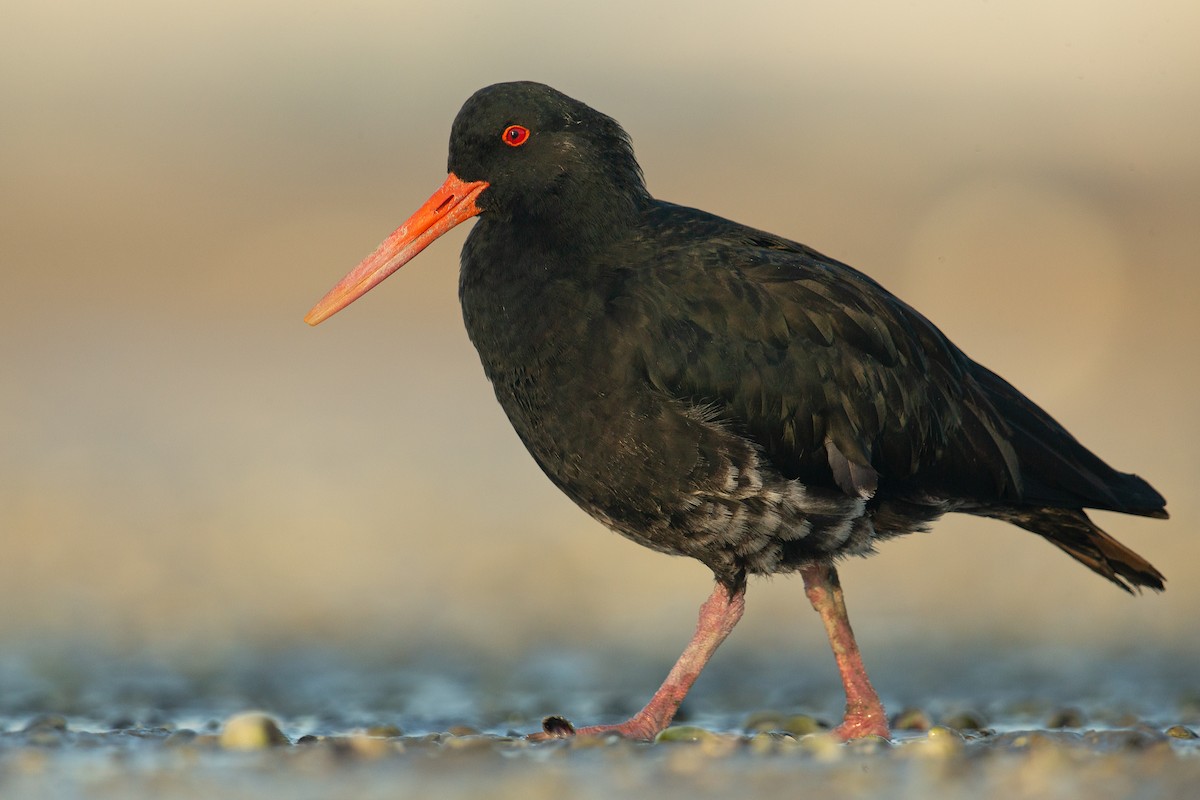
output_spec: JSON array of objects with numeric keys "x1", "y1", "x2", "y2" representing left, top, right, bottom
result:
[{"x1": 2, "y1": 1, "x2": 1197, "y2": 661}]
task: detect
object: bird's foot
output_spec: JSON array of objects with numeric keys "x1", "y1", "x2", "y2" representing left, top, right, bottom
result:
[
  {"x1": 527, "y1": 714, "x2": 662, "y2": 742},
  {"x1": 830, "y1": 706, "x2": 891, "y2": 741}
]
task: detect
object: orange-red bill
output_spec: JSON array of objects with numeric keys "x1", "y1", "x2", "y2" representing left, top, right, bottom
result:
[{"x1": 304, "y1": 173, "x2": 489, "y2": 326}]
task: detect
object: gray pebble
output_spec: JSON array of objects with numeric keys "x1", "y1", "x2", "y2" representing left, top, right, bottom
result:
[{"x1": 23, "y1": 714, "x2": 68, "y2": 733}]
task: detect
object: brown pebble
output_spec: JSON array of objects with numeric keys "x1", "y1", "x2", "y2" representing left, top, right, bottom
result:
[
  {"x1": 892, "y1": 707, "x2": 932, "y2": 731},
  {"x1": 1045, "y1": 707, "x2": 1086, "y2": 728},
  {"x1": 1166, "y1": 725, "x2": 1198, "y2": 739},
  {"x1": 365, "y1": 724, "x2": 403, "y2": 738},
  {"x1": 940, "y1": 710, "x2": 988, "y2": 730},
  {"x1": 743, "y1": 710, "x2": 785, "y2": 733},
  {"x1": 540, "y1": 716, "x2": 576, "y2": 737},
  {"x1": 744, "y1": 711, "x2": 827, "y2": 735}
]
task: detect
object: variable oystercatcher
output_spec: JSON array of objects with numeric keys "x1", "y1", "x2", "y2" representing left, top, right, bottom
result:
[{"x1": 305, "y1": 82, "x2": 1167, "y2": 741}]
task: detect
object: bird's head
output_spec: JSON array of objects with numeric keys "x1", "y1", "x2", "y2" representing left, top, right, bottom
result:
[{"x1": 305, "y1": 82, "x2": 646, "y2": 326}]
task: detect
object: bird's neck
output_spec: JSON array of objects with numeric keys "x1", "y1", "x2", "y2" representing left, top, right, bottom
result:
[{"x1": 505, "y1": 173, "x2": 650, "y2": 258}]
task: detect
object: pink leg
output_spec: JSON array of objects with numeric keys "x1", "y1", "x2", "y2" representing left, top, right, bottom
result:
[
  {"x1": 530, "y1": 580, "x2": 746, "y2": 741},
  {"x1": 800, "y1": 562, "x2": 890, "y2": 740}
]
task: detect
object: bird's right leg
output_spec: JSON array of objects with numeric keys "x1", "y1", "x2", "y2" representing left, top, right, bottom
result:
[{"x1": 800, "y1": 561, "x2": 890, "y2": 740}]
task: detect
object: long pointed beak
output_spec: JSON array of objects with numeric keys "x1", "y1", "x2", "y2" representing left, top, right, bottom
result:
[{"x1": 305, "y1": 173, "x2": 488, "y2": 326}]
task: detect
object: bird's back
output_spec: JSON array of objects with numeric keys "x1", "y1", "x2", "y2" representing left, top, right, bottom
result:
[{"x1": 622, "y1": 200, "x2": 1167, "y2": 521}]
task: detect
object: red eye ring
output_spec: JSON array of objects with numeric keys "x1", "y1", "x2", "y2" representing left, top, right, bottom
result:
[{"x1": 502, "y1": 125, "x2": 530, "y2": 147}]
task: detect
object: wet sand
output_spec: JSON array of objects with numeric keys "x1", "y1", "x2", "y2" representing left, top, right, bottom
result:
[{"x1": 2, "y1": 639, "x2": 1197, "y2": 799}]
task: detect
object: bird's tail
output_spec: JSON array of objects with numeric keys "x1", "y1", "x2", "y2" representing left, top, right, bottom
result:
[
  {"x1": 980, "y1": 507, "x2": 1165, "y2": 594},
  {"x1": 970, "y1": 364, "x2": 1168, "y2": 517}
]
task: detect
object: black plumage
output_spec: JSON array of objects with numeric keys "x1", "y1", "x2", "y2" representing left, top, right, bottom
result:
[
  {"x1": 306, "y1": 81, "x2": 1167, "y2": 740},
  {"x1": 452, "y1": 82, "x2": 1165, "y2": 592}
]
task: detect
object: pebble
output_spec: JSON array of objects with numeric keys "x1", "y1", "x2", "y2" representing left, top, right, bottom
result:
[
  {"x1": 913, "y1": 725, "x2": 965, "y2": 758},
  {"x1": 218, "y1": 712, "x2": 290, "y2": 750},
  {"x1": 1045, "y1": 707, "x2": 1086, "y2": 728},
  {"x1": 339, "y1": 734, "x2": 400, "y2": 758},
  {"x1": 940, "y1": 709, "x2": 988, "y2": 730},
  {"x1": 23, "y1": 713, "x2": 68, "y2": 733},
  {"x1": 743, "y1": 711, "x2": 826, "y2": 735},
  {"x1": 892, "y1": 707, "x2": 932, "y2": 731},
  {"x1": 1166, "y1": 725, "x2": 1198, "y2": 739},
  {"x1": 22, "y1": 714, "x2": 69, "y2": 747},
  {"x1": 655, "y1": 725, "x2": 721, "y2": 743},
  {"x1": 365, "y1": 724, "x2": 403, "y2": 737}
]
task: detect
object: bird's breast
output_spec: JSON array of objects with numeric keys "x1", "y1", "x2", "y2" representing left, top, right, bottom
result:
[{"x1": 457, "y1": 249, "x2": 875, "y2": 581}]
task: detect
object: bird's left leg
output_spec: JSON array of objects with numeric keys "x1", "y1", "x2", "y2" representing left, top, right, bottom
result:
[
  {"x1": 800, "y1": 561, "x2": 890, "y2": 740},
  {"x1": 529, "y1": 578, "x2": 745, "y2": 741}
]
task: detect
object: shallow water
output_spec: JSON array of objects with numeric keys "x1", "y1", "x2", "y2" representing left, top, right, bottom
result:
[{"x1": 2, "y1": 640, "x2": 1196, "y2": 799}]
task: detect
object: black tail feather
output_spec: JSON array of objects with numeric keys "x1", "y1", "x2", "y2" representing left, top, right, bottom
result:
[
  {"x1": 979, "y1": 506, "x2": 1165, "y2": 594},
  {"x1": 972, "y1": 365, "x2": 1168, "y2": 517}
]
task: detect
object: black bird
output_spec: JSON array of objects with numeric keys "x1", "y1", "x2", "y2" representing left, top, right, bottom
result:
[{"x1": 306, "y1": 81, "x2": 1167, "y2": 741}]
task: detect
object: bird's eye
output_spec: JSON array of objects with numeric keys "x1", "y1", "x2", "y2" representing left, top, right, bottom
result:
[{"x1": 502, "y1": 125, "x2": 530, "y2": 147}]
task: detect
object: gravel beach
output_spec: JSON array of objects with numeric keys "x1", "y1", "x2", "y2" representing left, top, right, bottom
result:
[{"x1": 2, "y1": 640, "x2": 1197, "y2": 799}]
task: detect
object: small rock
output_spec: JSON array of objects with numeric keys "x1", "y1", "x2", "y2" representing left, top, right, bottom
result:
[
  {"x1": 540, "y1": 716, "x2": 575, "y2": 737},
  {"x1": 940, "y1": 709, "x2": 988, "y2": 731},
  {"x1": 744, "y1": 711, "x2": 826, "y2": 735},
  {"x1": 780, "y1": 714, "x2": 825, "y2": 736},
  {"x1": 1166, "y1": 725, "x2": 1198, "y2": 739},
  {"x1": 743, "y1": 710, "x2": 785, "y2": 733},
  {"x1": 218, "y1": 712, "x2": 289, "y2": 750},
  {"x1": 892, "y1": 707, "x2": 932, "y2": 731},
  {"x1": 915, "y1": 725, "x2": 965, "y2": 758},
  {"x1": 655, "y1": 725, "x2": 718, "y2": 743},
  {"x1": 446, "y1": 724, "x2": 481, "y2": 737},
  {"x1": 1045, "y1": 707, "x2": 1086, "y2": 729},
  {"x1": 365, "y1": 724, "x2": 403, "y2": 738},
  {"x1": 344, "y1": 734, "x2": 398, "y2": 758},
  {"x1": 23, "y1": 714, "x2": 68, "y2": 733}
]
